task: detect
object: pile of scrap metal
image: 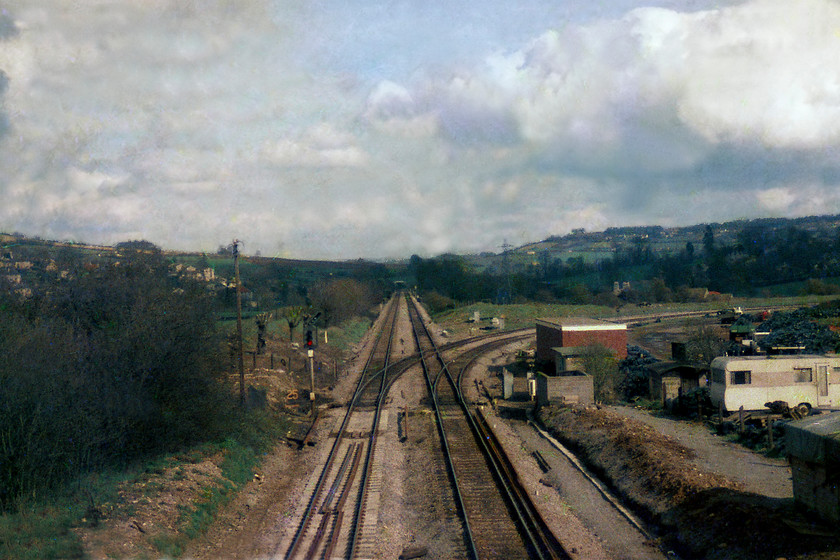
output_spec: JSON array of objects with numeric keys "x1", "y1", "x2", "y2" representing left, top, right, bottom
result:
[{"x1": 765, "y1": 400, "x2": 808, "y2": 419}]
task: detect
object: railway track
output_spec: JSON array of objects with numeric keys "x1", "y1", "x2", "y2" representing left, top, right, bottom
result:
[
  {"x1": 282, "y1": 291, "x2": 569, "y2": 559},
  {"x1": 282, "y1": 295, "x2": 403, "y2": 560},
  {"x1": 406, "y1": 295, "x2": 569, "y2": 560},
  {"x1": 616, "y1": 304, "x2": 801, "y2": 326}
]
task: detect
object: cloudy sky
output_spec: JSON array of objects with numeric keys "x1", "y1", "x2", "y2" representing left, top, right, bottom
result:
[{"x1": 1, "y1": 0, "x2": 839, "y2": 260}]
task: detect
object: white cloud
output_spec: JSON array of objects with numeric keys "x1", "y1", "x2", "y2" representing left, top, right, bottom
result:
[
  {"x1": 756, "y1": 185, "x2": 840, "y2": 217},
  {"x1": 263, "y1": 139, "x2": 370, "y2": 168},
  {"x1": 378, "y1": 0, "x2": 840, "y2": 161},
  {"x1": 2, "y1": 0, "x2": 840, "y2": 259},
  {"x1": 674, "y1": 0, "x2": 840, "y2": 148},
  {"x1": 261, "y1": 124, "x2": 370, "y2": 168},
  {"x1": 365, "y1": 81, "x2": 415, "y2": 120},
  {"x1": 756, "y1": 187, "x2": 797, "y2": 212}
]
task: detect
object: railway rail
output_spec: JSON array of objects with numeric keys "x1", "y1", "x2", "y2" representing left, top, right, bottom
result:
[
  {"x1": 282, "y1": 291, "x2": 569, "y2": 559},
  {"x1": 282, "y1": 295, "x2": 402, "y2": 560},
  {"x1": 406, "y1": 295, "x2": 569, "y2": 560},
  {"x1": 616, "y1": 304, "x2": 801, "y2": 326}
]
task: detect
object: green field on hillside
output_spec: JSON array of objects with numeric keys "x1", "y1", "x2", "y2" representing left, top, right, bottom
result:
[{"x1": 431, "y1": 295, "x2": 837, "y2": 338}]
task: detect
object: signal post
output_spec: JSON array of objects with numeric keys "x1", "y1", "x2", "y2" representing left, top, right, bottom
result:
[{"x1": 303, "y1": 315, "x2": 319, "y2": 416}]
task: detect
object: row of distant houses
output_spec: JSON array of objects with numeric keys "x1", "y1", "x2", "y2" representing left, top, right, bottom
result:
[{"x1": 1, "y1": 249, "x2": 220, "y2": 301}]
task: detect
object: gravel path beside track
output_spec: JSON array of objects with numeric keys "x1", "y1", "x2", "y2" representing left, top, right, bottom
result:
[
  {"x1": 488, "y1": 412, "x2": 667, "y2": 560},
  {"x1": 605, "y1": 406, "x2": 793, "y2": 500}
]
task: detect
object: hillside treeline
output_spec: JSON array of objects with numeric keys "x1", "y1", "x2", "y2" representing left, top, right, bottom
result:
[
  {"x1": 0, "y1": 249, "x2": 232, "y2": 510},
  {"x1": 208, "y1": 250, "x2": 393, "y2": 319},
  {"x1": 410, "y1": 223, "x2": 840, "y2": 310}
]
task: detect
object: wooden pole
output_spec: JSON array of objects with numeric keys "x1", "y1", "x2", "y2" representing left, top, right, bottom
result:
[
  {"x1": 738, "y1": 406, "x2": 744, "y2": 435},
  {"x1": 767, "y1": 419, "x2": 774, "y2": 449},
  {"x1": 309, "y1": 350, "x2": 315, "y2": 417},
  {"x1": 234, "y1": 240, "x2": 245, "y2": 406}
]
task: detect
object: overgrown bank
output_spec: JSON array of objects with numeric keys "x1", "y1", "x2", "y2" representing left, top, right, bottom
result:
[
  {"x1": 0, "y1": 243, "x2": 375, "y2": 559},
  {"x1": 538, "y1": 405, "x2": 840, "y2": 560},
  {"x1": 0, "y1": 249, "x2": 244, "y2": 559},
  {"x1": 0, "y1": 408, "x2": 289, "y2": 560},
  {"x1": 0, "y1": 250, "x2": 231, "y2": 511}
]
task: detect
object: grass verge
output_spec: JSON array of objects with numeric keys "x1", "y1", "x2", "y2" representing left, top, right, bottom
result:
[{"x1": 0, "y1": 409, "x2": 289, "y2": 560}]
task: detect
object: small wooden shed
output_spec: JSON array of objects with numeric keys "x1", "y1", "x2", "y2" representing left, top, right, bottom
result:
[
  {"x1": 646, "y1": 361, "x2": 708, "y2": 406},
  {"x1": 785, "y1": 413, "x2": 840, "y2": 523}
]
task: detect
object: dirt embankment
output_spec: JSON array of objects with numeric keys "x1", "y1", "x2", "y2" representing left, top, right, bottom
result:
[{"x1": 538, "y1": 405, "x2": 840, "y2": 560}]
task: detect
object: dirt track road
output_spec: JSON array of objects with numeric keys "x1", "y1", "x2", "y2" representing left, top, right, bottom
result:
[{"x1": 606, "y1": 406, "x2": 793, "y2": 500}]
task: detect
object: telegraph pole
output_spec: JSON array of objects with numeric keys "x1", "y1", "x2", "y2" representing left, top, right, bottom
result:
[
  {"x1": 498, "y1": 239, "x2": 513, "y2": 304},
  {"x1": 308, "y1": 347, "x2": 315, "y2": 416},
  {"x1": 233, "y1": 240, "x2": 246, "y2": 406}
]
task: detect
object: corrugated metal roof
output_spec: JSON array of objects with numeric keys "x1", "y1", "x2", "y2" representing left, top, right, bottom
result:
[{"x1": 785, "y1": 412, "x2": 840, "y2": 465}]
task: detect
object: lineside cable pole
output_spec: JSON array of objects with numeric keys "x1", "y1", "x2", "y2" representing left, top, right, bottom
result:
[{"x1": 233, "y1": 239, "x2": 246, "y2": 406}]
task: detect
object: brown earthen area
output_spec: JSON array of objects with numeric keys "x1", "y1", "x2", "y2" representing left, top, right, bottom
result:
[{"x1": 538, "y1": 405, "x2": 840, "y2": 560}]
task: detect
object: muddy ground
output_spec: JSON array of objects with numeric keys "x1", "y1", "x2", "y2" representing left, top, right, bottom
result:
[{"x1": 538, "y1": 405, "x2": 840, "y2": 560}]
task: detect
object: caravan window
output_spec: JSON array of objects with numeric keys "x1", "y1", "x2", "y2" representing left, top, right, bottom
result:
[
  {"x1": 711, "y1": 367, "x2": 725, "y2": 384},
  {"x1": 731, "y1": 370, "x2": 751, "y2": 385},
  {"x1": 794, "y1": 367, "x2": 812, "y2": 383}
]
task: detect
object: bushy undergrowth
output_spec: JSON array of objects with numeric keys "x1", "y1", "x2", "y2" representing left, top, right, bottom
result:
[
  {"x1": 0, "y1": 503, "x2": 86, "y2": 560},
  {"x1": 148, "y1": 409, "x2": 289, "y2": 557},
  {"x1": 0, "y1": 405, "x2": 289, "y2": 560},
  {"x1": 327, "y1": 317, "x2": 372, "y2": 352},
  {"x1": 0, "y1": 253, "x2": 232, "y2": 511}
]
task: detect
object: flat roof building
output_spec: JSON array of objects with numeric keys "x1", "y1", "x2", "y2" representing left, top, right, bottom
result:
[{"x1": 536, "y1": 317, "x2": 628, "y2": 365}]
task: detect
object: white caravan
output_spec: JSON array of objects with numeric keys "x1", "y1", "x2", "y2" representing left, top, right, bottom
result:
[{"x1": 709, "y1": 355, "x2": 840, "y2": 415}]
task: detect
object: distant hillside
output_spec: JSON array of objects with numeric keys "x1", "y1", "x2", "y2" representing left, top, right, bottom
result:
[
  {"x1": 510, "y1": 214, "x2": 840, "y2": 264},
  {"x1": 0, "y1": 232, "x2": 406, "y2": 317},
  {"x1": 5, "y1": 212, "x2": 840, "y2": 270}
]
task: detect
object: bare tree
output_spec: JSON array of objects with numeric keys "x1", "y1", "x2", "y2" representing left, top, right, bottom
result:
[
  {"x1": 307, "y1": 278, "x2": 375, "y2": 327},
  {"x1": 255, "y1": 311, "x2": 272, "y2": 354},
  {"x1": 685, "y1": 324, "x2": 728, "y2": 366},
  {"x1": 580, "y1": 344, "x2": 619, "y2": 403},
  {"x1": 281, "y1": 305, "x2": 306, "y2": 342}
]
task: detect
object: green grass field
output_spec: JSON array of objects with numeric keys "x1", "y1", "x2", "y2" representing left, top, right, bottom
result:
[{"x1": 431, "y1": 295, "x2": 838, "y2": 337}]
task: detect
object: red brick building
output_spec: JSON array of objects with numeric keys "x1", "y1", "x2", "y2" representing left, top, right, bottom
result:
[{"x1": 535, "y1": 317, "x2": 628, "y2": 364}]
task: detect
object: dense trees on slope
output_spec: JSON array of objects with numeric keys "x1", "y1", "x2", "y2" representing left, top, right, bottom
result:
[
  {"x1": 0, "y1": 240, "x2": 395, "y2": 510},
  {"x1": 0, "y1": 248, "x2": 229, "y2": 510},
  {"x1": 408, "y1": 223, "x2": 840, "y2": 306}
]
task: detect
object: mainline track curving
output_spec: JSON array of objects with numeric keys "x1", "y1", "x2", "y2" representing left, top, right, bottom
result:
[
  {"x1": 406, "y1": 295, "x2": 570, "y2": 560},
  {"x1": 282, "y1": 291, "x2": 568, "y2": 559}
]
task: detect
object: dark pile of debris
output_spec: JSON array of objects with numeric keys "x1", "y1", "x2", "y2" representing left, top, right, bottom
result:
[{"x1": 618, "y1": 345, "x2": 659, "y2": 401}]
